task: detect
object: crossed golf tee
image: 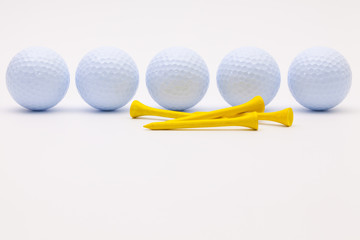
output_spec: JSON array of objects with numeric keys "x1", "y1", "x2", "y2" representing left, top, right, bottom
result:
[{"x1": 130, "y1": 96, "x2": 293, "y2": 130}]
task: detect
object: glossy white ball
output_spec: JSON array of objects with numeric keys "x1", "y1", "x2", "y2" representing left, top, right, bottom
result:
[
  {"x1": 217, "y1": 47, "x2": 281, "y2": 106},
  {"x1": 146, "y1": 47, "x2": 209, "y2": 111},
  {"x1": 6, "y1": 47, "x2": 70, "y2": 111},
  {"x1": 76, "y1": 47, "x2": 139, "y2": 111},
  {"x1": 288, "y1": 47, "x2": 352, "y2": 111}
]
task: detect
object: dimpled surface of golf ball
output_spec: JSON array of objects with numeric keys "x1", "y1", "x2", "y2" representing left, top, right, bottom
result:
[
  {"x1": 217, "y1": 47, "x2": 281, "y2": 106},
  {"x1": 76, "y1": 47, "x2": 139, "y2": 111},
  {"x1": 146, "y1": 47, "x2": 209, "y2": 111},
  {"x1": 6, "y1": 47, "x2": 70, "y2": 111},
  {"x1": 288, "y1": 47, "x2": 352, "y2": 111}
]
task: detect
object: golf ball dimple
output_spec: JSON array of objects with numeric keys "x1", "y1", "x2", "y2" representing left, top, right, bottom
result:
[
  {"x1": 76, "y1": 47, "x2": 139, "y2": 111},
  {"x1": 6, "y1": 47, "x2": 70, "y2": 111},
  {"x1": 288, "y1": 47, "x2": 352, "y2": 111},
  {"x1": 217, "y1": 47, "x2": 281, "y2": 106},
  {"x1": 146, "y1": 47, "x2": 209, "y2": 111}
]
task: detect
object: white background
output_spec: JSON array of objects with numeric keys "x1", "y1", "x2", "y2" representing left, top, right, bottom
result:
[{"x1": 0, "y1": 0, "x2": 359, "y2": 239}]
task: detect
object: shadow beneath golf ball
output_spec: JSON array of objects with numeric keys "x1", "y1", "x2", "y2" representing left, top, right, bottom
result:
[
  {"x1": 7, "y1": 108, "x2": 61, "y2": 114},
  {"x1": 77, "y1": 108, "x2": 128, "y2": 114},
  {"x1": 7, "y1": 107, "x2": 129, "y2": 115},
  {"x1": 292, "y1": 106, "x2": 353, "y2": 114}
]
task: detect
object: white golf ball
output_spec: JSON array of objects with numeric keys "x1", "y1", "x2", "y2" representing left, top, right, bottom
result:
[
  {"x1": 76, "y1": 47, "x2": 139, "y2": 111},
  {"x1": 288, "y1": 47, "x2": 352, "y2": 111},
  {"x1": 6, "y1": 47, "x2": 70, "y2": 111},
  {"x1": 217, "y1": 47, "x2": 281, "y2": 106},
  {"x1": 146, "y1": 47, "x2": 209, "y2": 111}
]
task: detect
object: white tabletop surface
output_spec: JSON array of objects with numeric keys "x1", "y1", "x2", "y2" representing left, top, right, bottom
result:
[{"x1": 0, "y1": 0, "x2": 359, "y2": 239}]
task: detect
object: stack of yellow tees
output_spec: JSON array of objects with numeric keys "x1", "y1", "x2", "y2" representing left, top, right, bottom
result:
[{"x1": 130, "y1": 96, "x2": 293, "y2": 130}]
